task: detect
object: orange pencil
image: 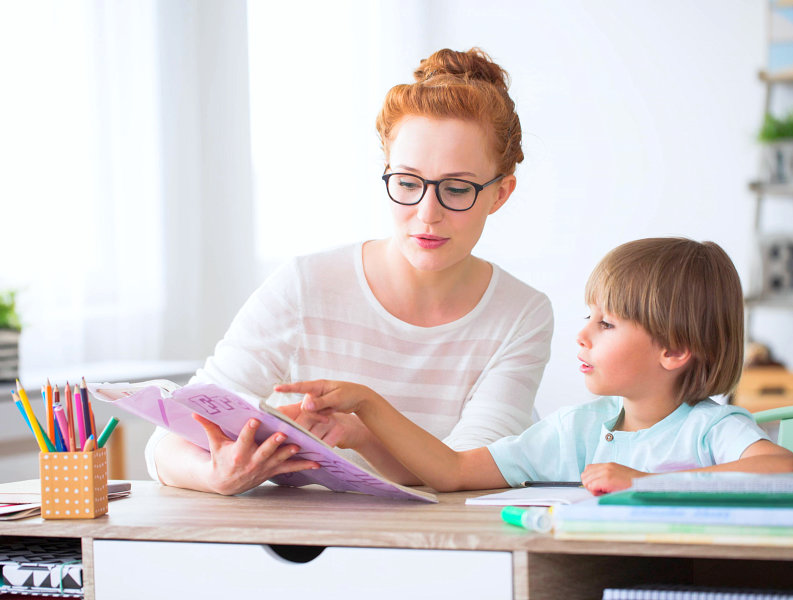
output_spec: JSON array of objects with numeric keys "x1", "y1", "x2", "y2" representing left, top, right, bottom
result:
[
  {"x1": 65, "y1": 381, "x2": 77, "y2": 453},
  {"x1": 46, "y1": 378, "x2": 54, "y2": 443}
]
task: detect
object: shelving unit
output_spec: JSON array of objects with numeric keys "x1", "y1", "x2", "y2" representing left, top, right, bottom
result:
[{"x1": 745, "y1": 69, "x2": 793, "y2": 346}]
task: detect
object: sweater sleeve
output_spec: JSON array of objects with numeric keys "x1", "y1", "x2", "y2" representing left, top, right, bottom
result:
[
  {"x1": 442, "y1": 289, "x2": 554, "y2": 450},
  {"x1": 144, "y1": 258, "x2": 304, "y2": 480}
]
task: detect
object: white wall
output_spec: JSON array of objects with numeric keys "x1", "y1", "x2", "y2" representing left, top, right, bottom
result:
[
  {"x1": 422, "y1": 1, "x2": 790, "y2": 415},
  {"x1": 464, "y1": 1, "x2": 776, "y2": 415},
  {"x1": 244, "y1": 1, "x2": 792, "y2": 417}
]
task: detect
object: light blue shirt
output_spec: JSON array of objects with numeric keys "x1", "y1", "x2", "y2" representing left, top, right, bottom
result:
[{"x1": 488, "y1": 396, "x2": 769, "y2": 487}]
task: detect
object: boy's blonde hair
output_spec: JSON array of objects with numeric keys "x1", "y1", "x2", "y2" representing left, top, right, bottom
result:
[{"x1": 584, "y1": 238, "x2": 744, "y2": 405}]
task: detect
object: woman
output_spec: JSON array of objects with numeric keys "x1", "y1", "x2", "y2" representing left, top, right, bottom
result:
[{"x1": 146, "y1": 47, "x2": 553, "y2": 495}]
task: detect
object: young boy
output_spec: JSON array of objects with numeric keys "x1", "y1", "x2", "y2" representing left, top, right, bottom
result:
[{"x1": 276, "y1": 238, "x2": 793, "y2": 494}]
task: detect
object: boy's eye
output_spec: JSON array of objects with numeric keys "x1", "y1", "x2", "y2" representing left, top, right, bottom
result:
[{"x1": 599, "y1": 320, "x2": 613, "y2": 329}]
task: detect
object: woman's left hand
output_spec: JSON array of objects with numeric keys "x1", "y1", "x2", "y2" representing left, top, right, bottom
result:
[{"x1": 581, "y1": 462, "x2": 648, "y2": 495}]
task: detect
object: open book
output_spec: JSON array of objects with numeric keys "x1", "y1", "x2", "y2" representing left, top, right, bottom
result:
[
  {"x1": 87, "y1": 380, "x2": 437, "y2": 503},
  {"x1": 466, "y1": 486, "x2": 593, "y2": 506}
]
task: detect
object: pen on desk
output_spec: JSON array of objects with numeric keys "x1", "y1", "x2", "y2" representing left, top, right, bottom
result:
[
  {"x1": 16, "y1": 380, "x2": 53, "y2": 452},
  {"x1": 521, "y1": 481, "x2": 583, "y2": 488},
  {"x1": 97, "y1": 417, "x2": 119, "y2": 449}
]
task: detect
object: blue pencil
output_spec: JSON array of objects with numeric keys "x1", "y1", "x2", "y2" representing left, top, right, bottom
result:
[{"x1": 13, "y1": 395, "x2": 34, "y2": 433}]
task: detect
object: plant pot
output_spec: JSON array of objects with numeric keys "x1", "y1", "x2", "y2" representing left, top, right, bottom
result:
[
  {"x1": 760, "y1": 141, "x2": 793, "y2": 184},
  {"x1": 0, "y1": 328, "x2": 21, "y2": 382}
]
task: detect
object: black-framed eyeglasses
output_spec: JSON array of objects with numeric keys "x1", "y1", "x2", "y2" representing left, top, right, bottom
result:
[{"x1": 381, "y1": 171, "x2": 505, "y2": 212}]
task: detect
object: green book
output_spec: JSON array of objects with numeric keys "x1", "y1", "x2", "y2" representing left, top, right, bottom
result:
[
  {"x1": 599, "y1": 489, "x2": 793, "y2": 507},
  {"x1": 599, "y1": 472, "x2": 793, "y2": 507},
  {"x1": 555, "y1": 520, "x2": 793, "y2": 537}
]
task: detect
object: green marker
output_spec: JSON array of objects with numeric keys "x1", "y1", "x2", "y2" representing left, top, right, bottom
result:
[
  {"x1": 97, "y1": 417, "x2": 119, "y2": 448},
  {"x1": 501, "y1": 506, "x2": 552, "y2": 534}
]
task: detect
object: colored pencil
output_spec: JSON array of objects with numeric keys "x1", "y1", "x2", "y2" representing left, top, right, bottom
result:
[
  {"x1": 52, "y1": 407, "x2": 66, "y2": 451},
  {"x1": 41, "y1": 388, "x2": 57, "y2": 449},
  {"x1": 16, "y1": 380, "x2": 53, "y2": 452},
  {"x1": 82, "y1": 435, "x2": 95, "y2": 452},
  {"x1": 52, "y1": 385, "x2": 65, "y2": 450},
  {"x1": 46, "y1": 378, "x2": 54, "y2": 443},
  {"x1": 74, "y1": 384, "x2": 86, "y2": 448},
  {"x1": 54, "y1": 404, "x2": 71, "y2": 451},
  {"x1": 65, "y1": 381, "x2": 77, "y2": 453},
  {"x1": 12, "y1": 391, "x2": 34, "y2": 433},
  {"x1": 97, "y1": 416, "x2": 119, "y2": 448},
  {"x1": 81, "y1": 377, "x2": 93, "y2": 439}
]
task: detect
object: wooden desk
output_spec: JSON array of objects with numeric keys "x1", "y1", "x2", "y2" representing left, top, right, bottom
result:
[{"x1": 2, "y1": 481, "x2": 793, "y2": 599}]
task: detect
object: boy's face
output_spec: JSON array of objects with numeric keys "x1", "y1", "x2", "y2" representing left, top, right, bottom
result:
[{"x1": 576, "y1": 304, "x2": 669, "y2": 402}]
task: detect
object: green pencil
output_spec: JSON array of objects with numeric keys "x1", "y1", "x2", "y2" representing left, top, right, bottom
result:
[{"x1": 96, "y1": 417, "x2": 119, "y2": 448}]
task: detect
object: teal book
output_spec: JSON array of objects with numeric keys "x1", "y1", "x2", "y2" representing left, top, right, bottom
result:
[
  {"x1": 554, "y1": 497, "x2": 793, "y2": 526},
  {"x1": 598, "y1": 472, "x2": 793, "y2": 507},
  {"x1": 554, "y1": 519, "x2": 793, "y2": 537}
]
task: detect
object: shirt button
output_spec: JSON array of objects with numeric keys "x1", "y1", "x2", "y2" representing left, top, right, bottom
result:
[{"x1": 605, "y1": 432, "x2": 614, "y2": 442}]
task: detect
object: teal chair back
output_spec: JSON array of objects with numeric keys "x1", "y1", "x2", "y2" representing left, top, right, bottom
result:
[{"x1": 753, "y1": 406, "x2": 793, "y2": 452}]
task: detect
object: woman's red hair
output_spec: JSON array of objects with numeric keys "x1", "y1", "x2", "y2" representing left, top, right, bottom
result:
[{"x1": 376, "y1": 47, "x2": 524, "y2": 175}]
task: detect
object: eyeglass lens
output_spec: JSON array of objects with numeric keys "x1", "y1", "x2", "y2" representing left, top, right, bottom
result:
[{"x1": 386, "y1": 174, "x2": 477, "y2": 211}]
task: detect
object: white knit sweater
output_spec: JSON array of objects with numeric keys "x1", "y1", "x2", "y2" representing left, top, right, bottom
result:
[{"x1": 145, "y1": 242, "x2": 553, "y2": 479}]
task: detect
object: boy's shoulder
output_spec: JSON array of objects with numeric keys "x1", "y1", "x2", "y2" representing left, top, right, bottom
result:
[
  {"x1": 686, "y1": 398, "x2": 754, "y2": 422},
  {"x1": 552, "y1": 396, "x2": 621, "y2": 422}
]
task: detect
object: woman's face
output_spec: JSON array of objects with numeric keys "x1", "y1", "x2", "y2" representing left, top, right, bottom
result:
[{"x1": 385, "y1": 116, "x2": 514, "y2": 274}]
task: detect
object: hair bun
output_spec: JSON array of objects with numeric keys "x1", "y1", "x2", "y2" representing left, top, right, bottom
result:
[{"x1": 413, "y1": 47, "x2": 509, "y2": 91}]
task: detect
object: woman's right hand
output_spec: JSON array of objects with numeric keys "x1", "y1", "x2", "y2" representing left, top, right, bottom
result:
[{"x1": 191, "y1": 413, "x2": 321, "y2": 496}]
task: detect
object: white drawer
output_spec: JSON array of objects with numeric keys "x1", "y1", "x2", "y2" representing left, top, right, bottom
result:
[{"x1": 93, "y1": 540, "x2": 512, "y2": 599}]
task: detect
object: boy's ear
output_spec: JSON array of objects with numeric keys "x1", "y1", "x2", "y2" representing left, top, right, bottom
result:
[{"x1": 659, "y1": 347, "x2": 692, "y2": 372}]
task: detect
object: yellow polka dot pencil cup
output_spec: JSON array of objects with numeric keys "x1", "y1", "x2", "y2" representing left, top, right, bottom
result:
[{"x1": 39, "y1": 448, "x2": 108, "y2": 519}]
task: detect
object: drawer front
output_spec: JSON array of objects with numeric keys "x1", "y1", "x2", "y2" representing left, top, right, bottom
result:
[{"x1": 93, "y1": 540, "x2": 512, "y2": 599}]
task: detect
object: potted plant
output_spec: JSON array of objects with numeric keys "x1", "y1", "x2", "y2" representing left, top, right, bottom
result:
[
  {"x1": 0, "y1": 290, "x2": 22, "y2": 382},
  {"x1": 758, "y1": 111, "x2": 793, "y2": 184}
]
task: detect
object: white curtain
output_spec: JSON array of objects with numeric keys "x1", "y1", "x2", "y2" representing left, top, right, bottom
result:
[
  {"x1": 1, "y1": 0, "x2": 437, "y2": 373},
  {"x1": 1, "y1": 1, "x2": 165, "y2": 371},
  {"x1": 246, "y1": 0, "x2": 434, "y2": 263}
]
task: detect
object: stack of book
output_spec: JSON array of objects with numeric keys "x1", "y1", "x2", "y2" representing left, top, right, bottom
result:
[{"x1": 553, "y1": 472, "x2": 793, "y2": 546}]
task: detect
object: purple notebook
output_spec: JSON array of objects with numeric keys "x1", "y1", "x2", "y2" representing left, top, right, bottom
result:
[{"x1": 87, "y1": 381, "x2": 437, "y2": 503}]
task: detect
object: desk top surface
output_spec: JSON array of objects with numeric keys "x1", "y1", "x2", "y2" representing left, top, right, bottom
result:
[{"x1": 2, "y1": 481, "x2": 793, "y2": 561}]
